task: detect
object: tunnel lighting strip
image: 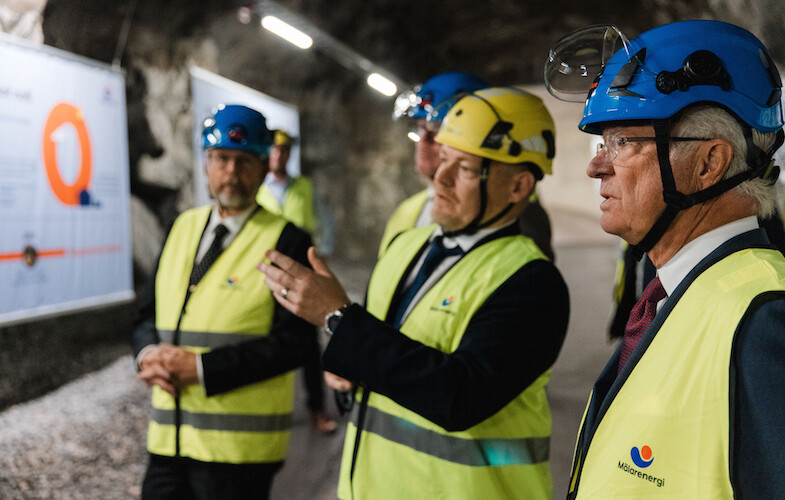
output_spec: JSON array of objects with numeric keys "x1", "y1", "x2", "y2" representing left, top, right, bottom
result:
[
  {"x1": 261, "y1": 15, "x2": 313, "y2": 49},
  {"x1": 256, "y1": 0, "x2": 407, "y2": 97},
  {"x1": 367, "y1": 73, "x2": 397, "y2": 96}
]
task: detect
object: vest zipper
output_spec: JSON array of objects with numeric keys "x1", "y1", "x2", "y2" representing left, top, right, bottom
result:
[
  {"x1": 348, "y1": 386, "x2": 370, "y2": 500},
  {"x1": 172, "y1": 289, "x2": 191, "y2": 458}
]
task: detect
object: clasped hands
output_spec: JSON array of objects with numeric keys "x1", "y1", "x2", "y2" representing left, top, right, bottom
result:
[
  {"x1": 257, "y1": 246, "x2": 353, "y2": 392},
  {"x1": 137, "y1": 344, "x2": 198, "y2": 396}
]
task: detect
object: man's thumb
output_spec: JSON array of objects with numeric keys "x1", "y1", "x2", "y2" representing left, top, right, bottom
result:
[{"x1": 308, "y1": 246, "x2": 332, "y2": 276}]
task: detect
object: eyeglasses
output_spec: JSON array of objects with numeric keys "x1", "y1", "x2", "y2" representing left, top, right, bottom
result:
[
  {"x1": 596, "y1": 136, "x2": 711, "y2": 160},
  {"x1": 206, "y1": 149, "x2": 261, "y2": 171}
]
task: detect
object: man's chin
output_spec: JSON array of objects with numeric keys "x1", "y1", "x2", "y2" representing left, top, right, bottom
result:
[{"x1": 217, "y1": 194, "x2": 253, "y2": 211}]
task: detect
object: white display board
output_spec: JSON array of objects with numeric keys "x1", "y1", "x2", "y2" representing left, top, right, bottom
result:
[
  {"x1": 190, "y1": 66, "x2": 300, "y2": 207},
  {"x1": 0, "y1": 34, "x2": 133, "y2": 326}
]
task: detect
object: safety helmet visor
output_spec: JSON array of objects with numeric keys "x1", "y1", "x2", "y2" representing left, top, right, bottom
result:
[
  {"x1": 544, "y1": 25, "x2": 631, "y2": 102},
  {"x1": 547, "y1": 21, "x2": 785, "y2": 134}
]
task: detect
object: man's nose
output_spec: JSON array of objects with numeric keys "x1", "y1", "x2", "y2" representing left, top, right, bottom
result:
[
  {"x1": 433, "y1": 162, "x2": 455, "y2": 186},
  {"x1": 587, "y1": 150, "x2": 612, "y2": 179}
]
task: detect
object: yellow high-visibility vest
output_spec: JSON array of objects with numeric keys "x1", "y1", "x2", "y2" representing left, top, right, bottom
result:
[
  {"x1": 340, "y1": 225, "x2": 553, "y2": 499},
  {"x1": 149, "y1": 205, "x2": 294, "y2": 464},
  {"x1": 257, "y1": 176, "x2": 316, "y2": 233},
  {"x1": 569, "y1": 247, "x2": 785, "y2": 499},
  {"x1": 378, "y1": 189, "x2": 430, "y2": 257}
]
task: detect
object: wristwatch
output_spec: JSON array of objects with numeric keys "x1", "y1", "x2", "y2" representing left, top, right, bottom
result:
[{"x1": 324, "y1": 303, "x2": 352, "y2": 336}]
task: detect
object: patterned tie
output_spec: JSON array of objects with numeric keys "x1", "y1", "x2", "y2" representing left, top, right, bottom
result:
[
  {"x1": 618, "y1": 276, "x2": 667, "y2": 373},
  {"x1": 189, "y1": 224, "x2": 229, "y2": 287},
  {"x1": 392, "y1": 236, "x2": 463, "y2": 328}
]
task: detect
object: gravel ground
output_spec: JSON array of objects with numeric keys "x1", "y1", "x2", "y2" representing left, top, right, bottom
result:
[
  {"x1": 0, "y1": 259, "x2": 373, "y2": 500},
  {"x1": 0, "y1": 356, "x2": 149, "y2": 500}
]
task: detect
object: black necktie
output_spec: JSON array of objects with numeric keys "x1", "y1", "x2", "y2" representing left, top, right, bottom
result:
[
  {"x1": 189, "y1": 224, "x2": 229, "y2": 287},
  {"x1": 392, "y1": 236, "x2": 463, "y2": 328}
]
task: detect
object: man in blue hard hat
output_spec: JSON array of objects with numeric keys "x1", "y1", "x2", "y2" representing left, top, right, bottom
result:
[
  {"x1": 380, "y1": 72, "x2": 490, "y2": 255},
  {"x1": 546, "y1": 20, "x2": 785, "y2": 498},
  {"x1": 131, "y1": 104, "x2": 317, "y2": 499}
]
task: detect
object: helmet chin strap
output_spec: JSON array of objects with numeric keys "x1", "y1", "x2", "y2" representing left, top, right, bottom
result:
[
  {"x1": 631, "y1": 119, "x2": 783, "y2": 260},
  {"x1": 442, "y1": 157, "x2": 514, "y2": 237}
]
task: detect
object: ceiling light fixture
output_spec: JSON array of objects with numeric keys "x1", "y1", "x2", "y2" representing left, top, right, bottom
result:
[
  {"x1": 257, "y1": 1, "x2": 408, "y2": 97},
  {"x1": 367, "y1": 73, "x2": 397, "y2": 97},
  {"x1": 261, "y1": 15, "x2": 313, "y2": 49}
]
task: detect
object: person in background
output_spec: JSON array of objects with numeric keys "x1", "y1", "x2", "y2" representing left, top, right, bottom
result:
[
  {"x1": 385, "y1": 71, "x2": 556, "y2": 260},
  {"x1": 256, "y1": 128, "x2": 337, "y2": 433},
  {"x1": 546, "y1": 20, "x2": 785, "y2": 498},
  {"x1": 259, "y1": 87, "x2": 569, "y2": 499},
  {"x1": 379, "y1": 71, "x2": 487, "y2": 254},
  {"x1": 131, "y1": 104, "x2": 316, "y2": 500}
]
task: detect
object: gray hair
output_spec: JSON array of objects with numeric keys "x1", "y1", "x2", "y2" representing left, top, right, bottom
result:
[{"x1": 670, "y1": 105, "x2": 779, "y2": 218}]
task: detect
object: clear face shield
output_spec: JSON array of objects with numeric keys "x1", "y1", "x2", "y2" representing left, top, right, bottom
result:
[{"x1": 544, "y1": 25, "x2": 632, "y2": 102}]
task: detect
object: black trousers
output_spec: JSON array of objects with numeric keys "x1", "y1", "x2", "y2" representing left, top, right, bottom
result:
[{"x1": 141, "y1": 454, "x2": 283, "y2": 500}]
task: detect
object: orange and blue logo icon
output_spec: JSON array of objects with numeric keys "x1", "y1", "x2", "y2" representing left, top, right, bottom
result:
[
  {"x1": 631, "y1": 445, "x2": 654, "y2": 468},
  {"x1": 226, "y1": 276, "x2": 239, "y2": 285},
  {"x1": 441, "y1": 295, "x2": 454, "y2": 306}
]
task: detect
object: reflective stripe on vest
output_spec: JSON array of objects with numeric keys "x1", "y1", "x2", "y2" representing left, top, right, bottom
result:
[
  {"x1": 149, "y1": 205, "x2": 295, "y2": 464},
  {"x1": 350, "y1": 403, "x2": 549, "y2": 467},
  {"x1": 158, "y1": 329, "x2": 258, "y2": 349},
  {"x1": 257, "y1": 177, "x2": 316, "y2": 232},
  {"x1": 377, "y1": 189, "x2": 430, "y2": 258},
  {"x1": 339, "y1": 225, "x2": 553, "y2": 500},
  {"x1": 152, "y1": 408, "x2": 292, "y2": 432},
  {"x1": 571, "y1": 247, "x2": 785, "y2": 499}
]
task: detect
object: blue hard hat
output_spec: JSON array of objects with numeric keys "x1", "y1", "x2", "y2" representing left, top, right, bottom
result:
[
  {"x1": 545, "y1": 21, "x2": 784, "y2": 134},
  {"x1": 393, "y1": 71, "x2": 489, "y2": 121},
  {"x1": 202, "y1": 104, "x2": 273, "y2": 156}
]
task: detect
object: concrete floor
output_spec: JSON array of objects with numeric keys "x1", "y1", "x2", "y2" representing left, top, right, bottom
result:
[{"x1": 271, "y1": 208, "x2": 621, "y2": 500}]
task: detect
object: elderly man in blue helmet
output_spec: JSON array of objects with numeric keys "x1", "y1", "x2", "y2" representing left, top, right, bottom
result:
[
  {"x1": 131, "y1": 104, "x2": 317, "y2": 499},
  {"x1": 546, "y1": 21, "x2": 785, "y2": 498}
]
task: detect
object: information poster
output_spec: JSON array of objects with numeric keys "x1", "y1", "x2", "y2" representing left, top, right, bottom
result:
[
  {"x1": 190, "y1": 66, "x2": 300, "y2": 207},
  {"x1": 0, "y1": 34, "x2": 133, "y2": 326}
]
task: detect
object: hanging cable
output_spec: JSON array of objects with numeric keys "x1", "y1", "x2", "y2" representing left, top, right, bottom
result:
[{"x1": 112, "y1": 0, "x2": 138, "y2": 70}]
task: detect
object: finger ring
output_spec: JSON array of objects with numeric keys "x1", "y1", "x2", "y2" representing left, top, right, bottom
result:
[{"x1": 280, "y1": 287, "x2": 289, "y2": 299}]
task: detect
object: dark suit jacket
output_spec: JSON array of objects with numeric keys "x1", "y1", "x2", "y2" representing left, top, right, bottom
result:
[{"x1": 322, "y1": 223, "x2": 570, "y2": 432}]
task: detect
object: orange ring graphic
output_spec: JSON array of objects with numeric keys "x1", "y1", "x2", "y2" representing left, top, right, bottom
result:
[{"x1": 42, "y1": 102, "x2": 92, "y2": 205}]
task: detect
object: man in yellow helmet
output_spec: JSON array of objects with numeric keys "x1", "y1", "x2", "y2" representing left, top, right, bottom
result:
[
  {"x1": 383, "y1": 72, "x2": 556, "y2": 260},
  {"x1": 257, "y1": 129, "x2": 335, "y2": 257},
  {"x1": 256, "y1": 129, "x2": 337, "y2": 433},
  {"x1": 259, "y1": 87, "x2": 570, "y2": 499}
]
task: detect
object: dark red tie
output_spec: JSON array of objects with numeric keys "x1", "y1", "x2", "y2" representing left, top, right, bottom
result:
[{"x1": 618, "y1": 276, "x2": 666, "y2": 373}]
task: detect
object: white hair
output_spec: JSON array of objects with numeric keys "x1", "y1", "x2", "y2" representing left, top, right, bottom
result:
[{"x1": 670, "y1": 105, "x2": 779, "y2": 218}]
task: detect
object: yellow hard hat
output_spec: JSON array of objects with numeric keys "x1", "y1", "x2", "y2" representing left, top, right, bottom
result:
[
  {"x1": 434, "y1": 87, "x2": 555, "y2": 176},
  {"x1": 273, "y1": 129, "x2": 296, "y2": 146}
]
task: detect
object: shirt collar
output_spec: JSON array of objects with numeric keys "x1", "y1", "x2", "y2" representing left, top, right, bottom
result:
[
  {"x1": 208, "y1": 204, "x2": 256, "y2": 238},
  {"x1": 431, "y1": 219, "x2": 517, "y2": 252},
  {"x1": 264, "y1": 173, "x2": 293, "y2": 188},
  {"x1": 657, "y1": 216, "x2": 758, "y2": 296}
]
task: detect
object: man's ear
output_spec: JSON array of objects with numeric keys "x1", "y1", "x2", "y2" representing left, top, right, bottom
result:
[
  {"x1": 509, "y1": 168, "x2": 536, "y2": 204},
  {"x1": 697, "y1": 139, "x2": 733, "y2": 188}
]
